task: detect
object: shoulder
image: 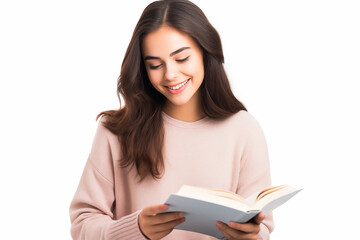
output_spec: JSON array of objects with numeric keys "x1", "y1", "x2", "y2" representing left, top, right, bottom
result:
[
  {"x1": 199, "y1": 110, "x2": 265, "y2": 142},
  {"x1": 91, "y1": 115, "x2": 121, "y2": 158},
  {"x1": 95, "y1": 115, "x2": 118, "y2": 141},
  {"x1": 216, "y1": 110, "x2": 267, "y2": 143},
  {"x1": 91, "y1": 116, "x2": 111, "y2": 144},
  {"x1": 219, "y1": 110, "x2": 263, "y2": 131},
  {"x1": 230, "y1": 110, "x2": 259, "y2": 124}
]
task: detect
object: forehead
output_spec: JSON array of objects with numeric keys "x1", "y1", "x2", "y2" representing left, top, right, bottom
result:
[{"x1": 142, "y1": 25, "x2": 198, "y2": 56}]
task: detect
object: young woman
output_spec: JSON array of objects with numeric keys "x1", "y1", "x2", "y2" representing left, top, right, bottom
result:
[{"x1": 70, "y1": 0, "x2": 274, "y2": 239}]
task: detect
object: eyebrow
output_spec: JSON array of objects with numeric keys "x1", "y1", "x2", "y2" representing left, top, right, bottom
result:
[{"x1": 144, "y1": 47, "x2": 190, "y2": 61}]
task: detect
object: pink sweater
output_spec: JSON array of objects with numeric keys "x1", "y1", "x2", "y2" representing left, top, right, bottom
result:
[{"x1": 70, "y1": 110, "x2": 274, "y2": 239}]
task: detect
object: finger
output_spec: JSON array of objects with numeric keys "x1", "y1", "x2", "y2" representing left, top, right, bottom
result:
[
  {"x1": 253, "y1": 212, "x2": 265, "y2": 225},
  {"x1": 151, "y1": 216, "x2": 186, "y2": 233},
  {"x1": 142, "y1": 204, "x2": 169, "y2": 216},
  {"x1": 216, "y1": 222, "x2": 234, "y2": 240},
  {"x1": 151, "y1": 212, "x2": 185, "y2": 225},
  {"x1": 150, "y1": 229, "x2": 173, "y2": 240},
  {"x1": 218, "y1": 221, "x2": 258, "y2": 239},
  {"x1": 216, "y1": 222, "x2": 243, "y2": 239},
  {"x1": 228, "y1": 221, "x2": 260, "y2": 233},
  {"x1": 221, "y1": 230, "x2": 233, "y2": 240}
]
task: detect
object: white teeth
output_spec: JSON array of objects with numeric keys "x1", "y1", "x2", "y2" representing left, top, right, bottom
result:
[{"x1": 168, "y1": 79, "x2": 189, "y2": 90}]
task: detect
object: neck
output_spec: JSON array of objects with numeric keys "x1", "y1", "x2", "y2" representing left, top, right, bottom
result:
[{"x1": 163, "y1": 93, "x2": 205, "y2": 122}]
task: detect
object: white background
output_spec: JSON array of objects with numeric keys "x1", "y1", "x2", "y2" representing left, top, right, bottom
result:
[{"x1": 1, "y1": 0, "x2": 359, "y2": 239}]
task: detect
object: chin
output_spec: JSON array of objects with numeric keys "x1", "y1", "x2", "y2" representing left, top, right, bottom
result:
[
  {"x1": 166, "y1": 94, "x2": 193, "y2": 106},
  {"x1": 168, "y1": 99, "x2": 191, "y2": 107}
]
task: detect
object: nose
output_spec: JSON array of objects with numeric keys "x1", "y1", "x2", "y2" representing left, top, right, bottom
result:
[{"x1": 164, "y1": 62, "x2": 179, "y2": 81}]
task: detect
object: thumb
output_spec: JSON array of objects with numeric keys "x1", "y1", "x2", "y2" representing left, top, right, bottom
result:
[
  {"x1": 253, "y1": 212, "x2": 265, "y2": 224},
  {"x1": 142, "y1": 204, "x2": 169, "y2": 216}
]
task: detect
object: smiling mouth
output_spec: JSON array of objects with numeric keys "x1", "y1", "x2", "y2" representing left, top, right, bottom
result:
[{"x1": 166, "y1": 79, "x2": 190, "y2": 90}]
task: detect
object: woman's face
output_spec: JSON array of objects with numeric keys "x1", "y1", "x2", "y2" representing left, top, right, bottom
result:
[{"x1": 142, "y1": 25, "x2": 204, "y2": 113}]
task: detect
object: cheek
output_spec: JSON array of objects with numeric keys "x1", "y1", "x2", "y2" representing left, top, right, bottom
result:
[
  {"x1": 187, "y1": 58, "x2": 204, "y2": 81},
  {"x1": 147, "y1": 70, "x2": 164, "y2": 86}
]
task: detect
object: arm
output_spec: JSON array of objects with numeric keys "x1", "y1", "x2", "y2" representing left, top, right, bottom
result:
[
  {"x1": 69, "y1": 120, "x2": 147, "y2": 240},
  {"x1": 217, "y1": 112, "x2": 274, "y2": 239},
  {"x1": 236, "y1": 112, "x2": 274, "y2": 239},
  {"x1": 216, "y1": 112, "x2": 274, "y2": 240}
]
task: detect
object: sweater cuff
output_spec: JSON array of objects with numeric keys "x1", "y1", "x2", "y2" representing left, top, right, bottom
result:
[
  {"x1": 258, "y1": 223, "x2": 270, "y2": 240},
  {"x1": 105, "y1": 209, "x2": 148, "y2": 240}
]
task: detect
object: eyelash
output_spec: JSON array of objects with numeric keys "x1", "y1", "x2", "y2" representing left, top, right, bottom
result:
[
  {"x1": 176, "y1": 56, "x2": 189, "y2": 62},
  {"x1": 149, "y1": 56, "x2": 190, "y2": 70}
]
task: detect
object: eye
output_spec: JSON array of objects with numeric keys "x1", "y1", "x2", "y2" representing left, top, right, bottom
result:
[
  {"x1": 176, "y1": 56, "x2": 189, "y2": 63},
  {"x1": 149, "y1": 64, "x2": 162, "y2": 70}
]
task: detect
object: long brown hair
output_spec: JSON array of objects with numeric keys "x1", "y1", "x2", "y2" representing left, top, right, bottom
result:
[{"x1": 97, "y1": 0, "x2": 247, "y2": 181}]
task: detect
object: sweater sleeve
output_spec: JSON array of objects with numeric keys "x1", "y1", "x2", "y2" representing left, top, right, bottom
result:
[
  {"x1": 69, "y1": 120, "x2": 147, "y2": 240},
  {"x1": 236, "y1": 112, "x2": 275, "y2": 240}
]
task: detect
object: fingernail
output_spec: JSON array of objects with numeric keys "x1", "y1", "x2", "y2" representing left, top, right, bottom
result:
[
  {"x1": 216, "y1": 221, "x2": 222, "y2": 228},
  {"x1": 228, "y1": 221, "x2": 236, "y2": 227},
  {"x1": 178, "y1": 212, "x2": 184, "y2": 218}
]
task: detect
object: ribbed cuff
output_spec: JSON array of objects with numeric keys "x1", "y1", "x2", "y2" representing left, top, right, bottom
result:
[
  {"x1": 105, "y1": 210, "x2": 148, "y2": 240},
  {"x1": 258, "y1": 223, "x2": 270, "y2": 240}
]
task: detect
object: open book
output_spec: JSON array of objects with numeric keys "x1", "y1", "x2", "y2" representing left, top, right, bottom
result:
[{"x1": 162, "y1": 184, "x2": 301, "y2": 239}]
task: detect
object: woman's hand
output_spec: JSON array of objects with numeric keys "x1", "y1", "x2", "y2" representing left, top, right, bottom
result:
[
  {"x1": 138, "y1": 204, "x2": 185, "y2": 240},
  {"x1": 216, "y1": 212, "x2": 265, "y2": 240}
]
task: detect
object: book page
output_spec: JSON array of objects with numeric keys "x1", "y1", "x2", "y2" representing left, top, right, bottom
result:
[
  {"x1": 176, "y1": 185, "x2": 301, "y2": 213},
  {"x1": 254, "y1": 187, "x2": 302, "y2": 214},
  {"x1": 256, "y1": 185, "x2": 288, "y2": 201},
  {"x1": 176, "y1": 185, "x2": 252, "y2": 211}
]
